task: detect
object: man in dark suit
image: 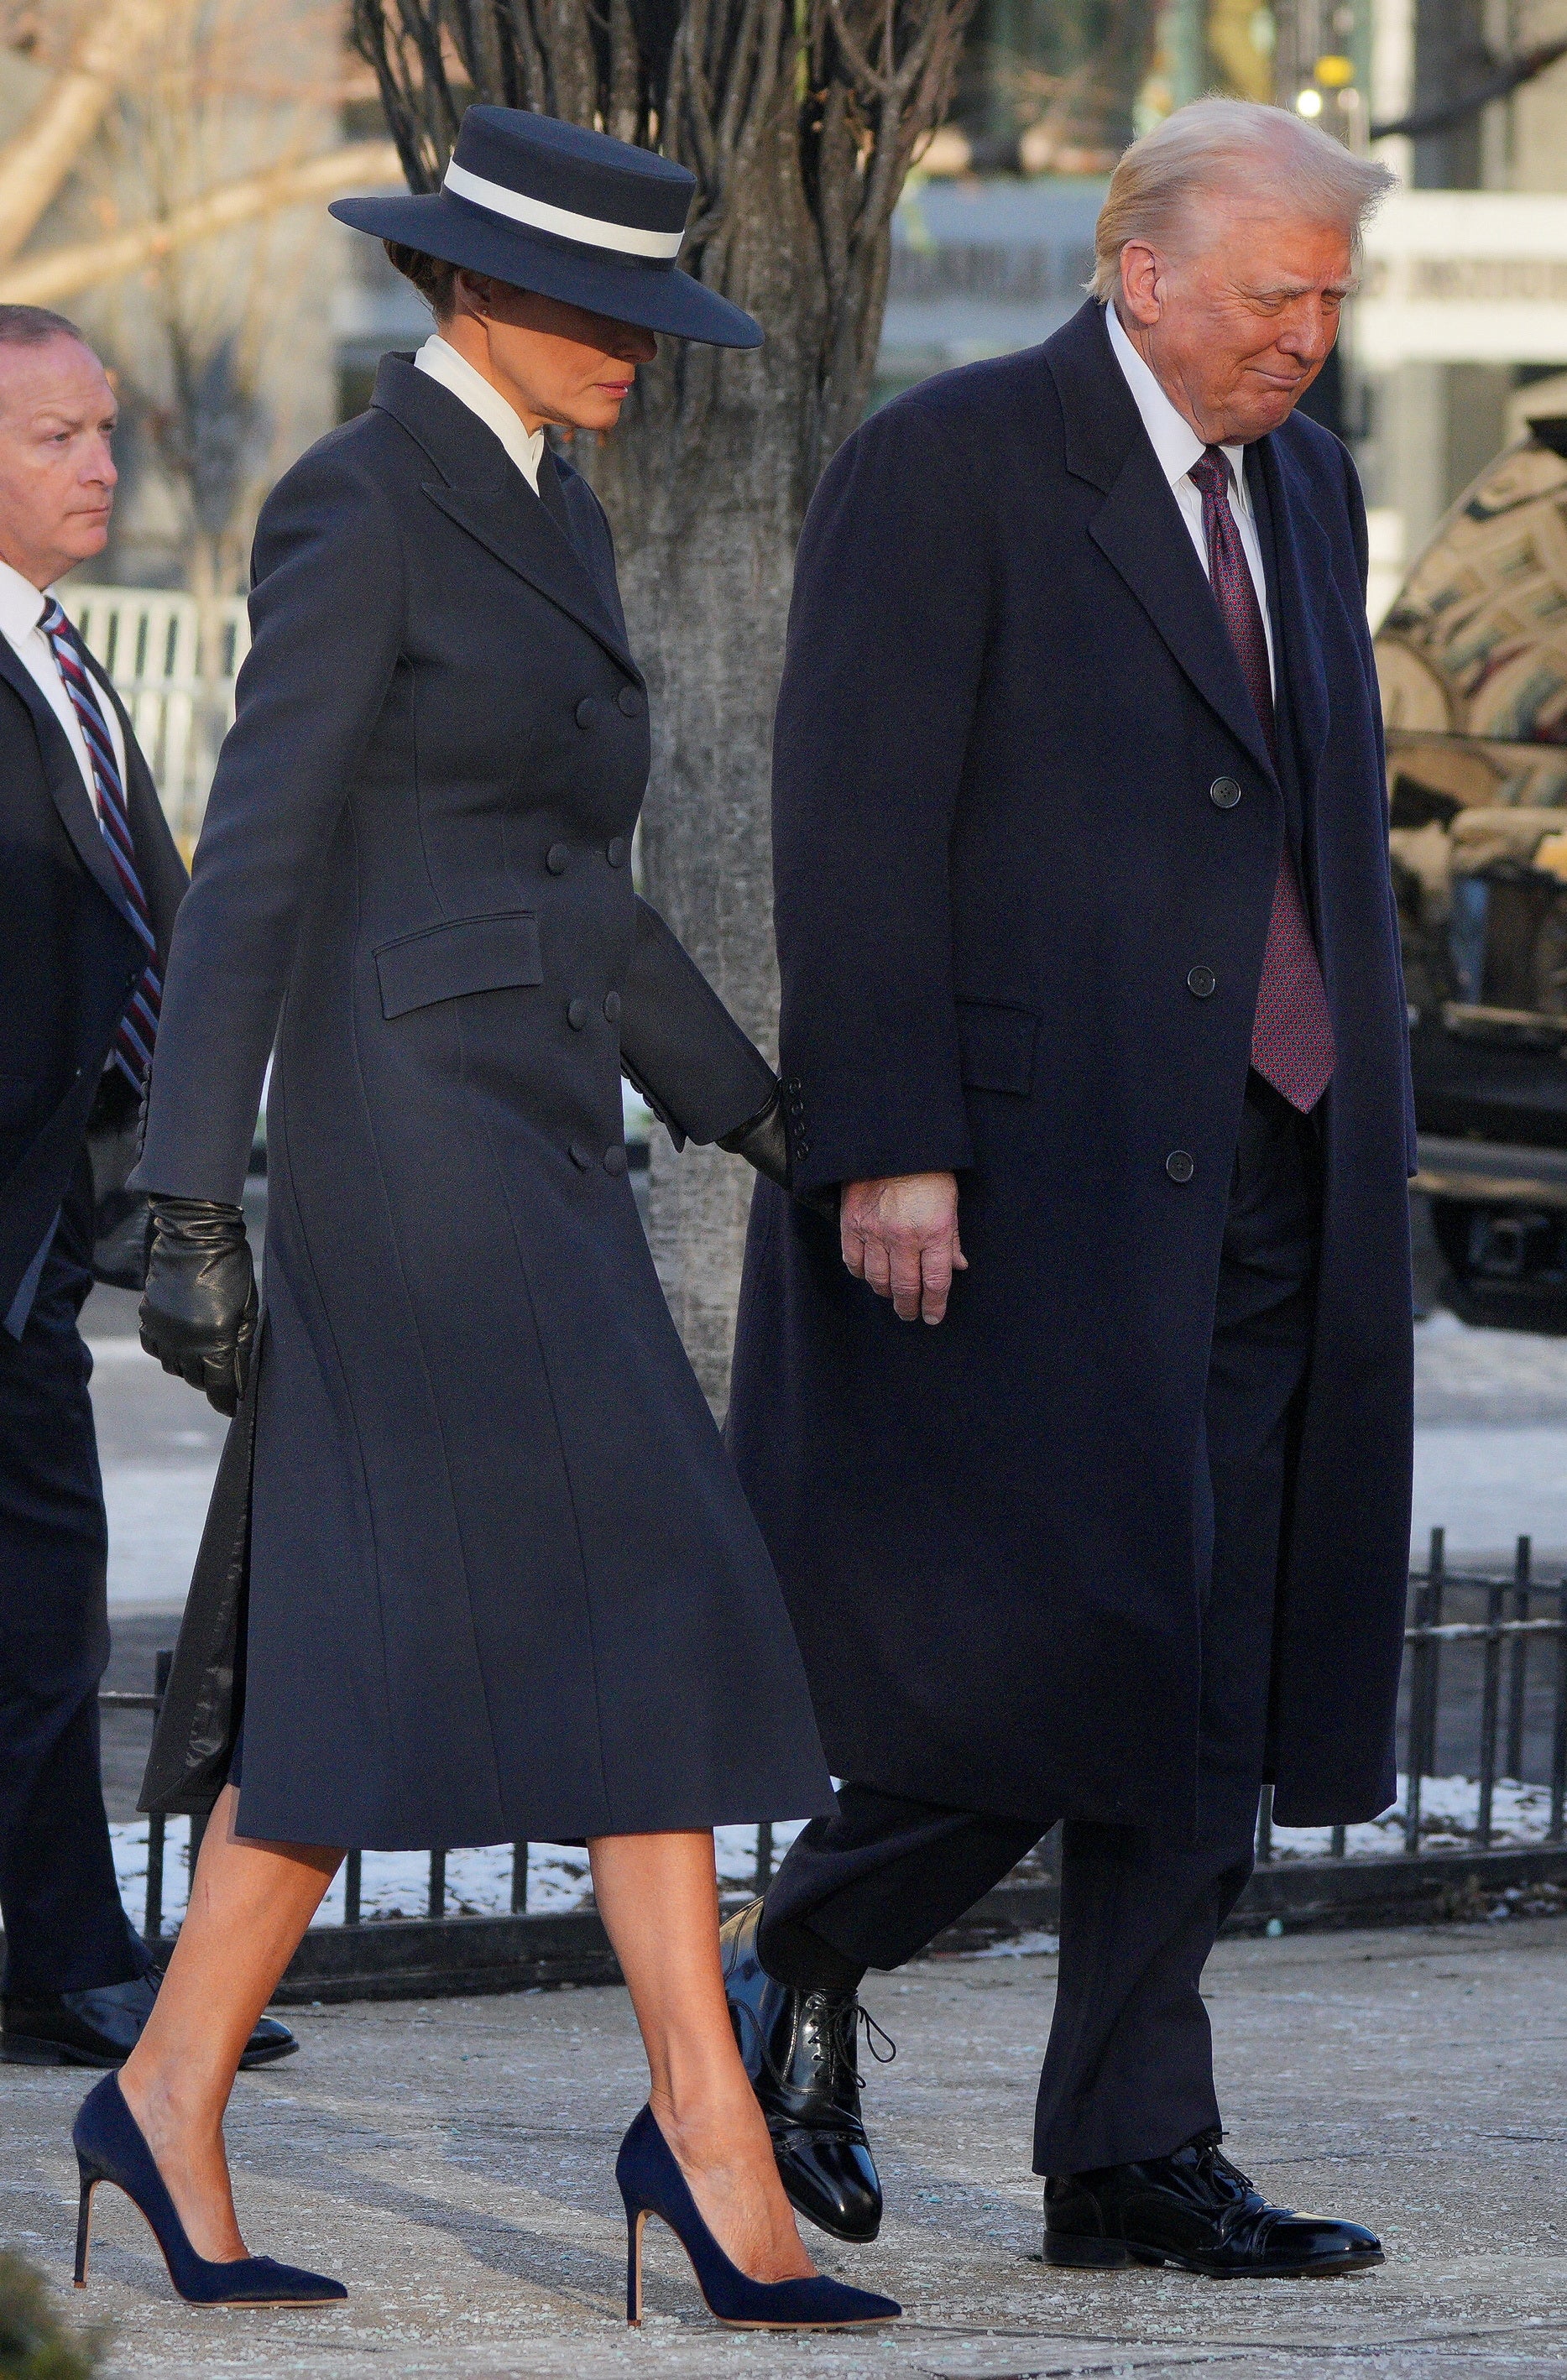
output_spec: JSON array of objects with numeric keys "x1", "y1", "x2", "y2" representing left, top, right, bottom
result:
[
  {"x1": 0, "y1": 304, "x2": 290, "y2": 2067},
  {"x1": 725, "y1": 102, "x2": 1413, "y2": 2276}
]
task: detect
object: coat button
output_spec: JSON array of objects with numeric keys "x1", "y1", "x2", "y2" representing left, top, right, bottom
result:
[
  {"x1": 617, "y1": 687, "x2": 641, "y2": 718},
  {"x1": 603, "y1": 991, "x2": 622, "y2": 1022},
  {"x1": 603, "y1": 1145, "x2": 629, "y2": 1176},
  {"x1": 1187, "y1": 965, "x2": 1217, "y2": 999},
  {"x1": 569, "y1": 1140, "x2": 592, "y2": 1170},
  {"x1": 575, "y1": 697, "x2": 595, "y2": 728},
  {"x1": 1209, "y1": 776, "x2": 1241, "y2": 809},
  {"x1": 606, "y1": 837, "x2": 628, "y2": 867},
  {"x1": 1166, "y1": 1150, "x2": 1195, "y2": 1183},
  {"x1": 547, "y1": 842, "x2": 570, "y2": 874},
  {"x1": 567, "y1": 997, "x2": 588, "y2": 1029}
]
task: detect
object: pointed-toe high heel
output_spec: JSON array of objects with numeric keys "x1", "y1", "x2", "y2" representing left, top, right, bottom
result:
[
  {"x1": 71, "y1": 2074, "x2": 347, "y2": 2307},
  {"x1": 615, "y1": 2104, "x2": 900, "y2": 2330}
]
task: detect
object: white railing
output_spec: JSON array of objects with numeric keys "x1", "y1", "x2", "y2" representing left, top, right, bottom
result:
[{"x1": 65, "y1": 584, "x2": 250, "y2": 850}]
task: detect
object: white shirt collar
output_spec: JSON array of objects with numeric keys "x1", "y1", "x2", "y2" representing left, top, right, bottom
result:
[
  {"x1": 0, "y1": 553, "x2": 52, "y2": 649},
  {"x1": 1104, "y1": 302, "x2": 1251, "y2": 514},
  {"x1": 414, "y1": 335, "x2": 546, "y2": 493}
]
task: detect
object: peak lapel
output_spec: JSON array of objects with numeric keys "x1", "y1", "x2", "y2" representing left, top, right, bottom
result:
[
  {"x1": 373, "y1": 357, "x2": 640, "y2": 682},
  {"x1": 0, "y1": 631, "x2": 136, "y2": 928},
  {"x1": 1045, "y1": 301, "x2": 1277, "y2": 787}
]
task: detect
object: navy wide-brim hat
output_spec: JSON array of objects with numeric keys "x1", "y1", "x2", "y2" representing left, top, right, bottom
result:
[{"x1": 331, "y1": 107, "x2": 761, "y2": 351}]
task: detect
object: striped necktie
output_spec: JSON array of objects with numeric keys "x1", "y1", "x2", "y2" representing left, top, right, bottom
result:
[
  {"x1": 40, "y1": 598, "x2": 161, "y2": 1091},
  {"x1": 1187, "y1": 447, "x2": 1335, "y2": 1115}
]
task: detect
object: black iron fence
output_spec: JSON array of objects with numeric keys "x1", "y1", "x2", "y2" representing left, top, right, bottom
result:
[
  {"x1": 102, "y1": 1536, "x2": 1567, "y2": 1950},
  {"x1": 1254, "y1": 1531, "x2": 1567, "y2": 1866}
]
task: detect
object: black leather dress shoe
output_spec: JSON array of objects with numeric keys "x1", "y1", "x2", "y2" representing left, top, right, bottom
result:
[
  {"x1": 1044, "y1": 2131, "x2": 1383, "y2": 2277},
  {"x1": 1, "y1": 1975, "x2": 297, "y2": 2070},
  {"x1": 719, "y1": 1897, "x2": 885, "y2": 2243}
]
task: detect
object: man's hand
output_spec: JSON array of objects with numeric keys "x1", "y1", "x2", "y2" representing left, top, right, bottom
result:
[{"x1": 840, "y1": 1172, "x2": 967, "y2": 1324}]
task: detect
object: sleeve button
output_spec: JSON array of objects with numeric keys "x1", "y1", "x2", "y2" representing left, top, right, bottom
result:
[
  {"x1": 1165, "y1": 1150, "x2": 1195, "y2": 1183},
  {"x1": 547, "y1": 842, "x2": 570, "y2": 874},
  {"x1": 1186, "y1": 966, "x2": 1217, "y2": 999},
  {"x1": 1209, "y1": 776, "x2": 1241, "y2": 809}
]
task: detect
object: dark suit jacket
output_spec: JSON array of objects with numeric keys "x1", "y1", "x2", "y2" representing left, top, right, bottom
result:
[
  {"x1": 0, "y1": 618, "x2": 185, "y2": 1315},
  {"x1": 726, "y1": 300, "x2": 1415, "y2": 1833}
]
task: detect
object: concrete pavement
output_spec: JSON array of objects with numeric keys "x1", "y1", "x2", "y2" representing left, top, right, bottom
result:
[{"x1": 5, "y1": 1919, "x2": 1565, "y2": 2380}]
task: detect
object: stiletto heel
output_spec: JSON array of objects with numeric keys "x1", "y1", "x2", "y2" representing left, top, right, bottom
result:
[
  {"x1": 69, "y1": 2075, "x2": 346, "y2": 2307},
  {"x1": 614, "y1": 2105, "x2": 899, "y2": 2330},
  {"x1": 73, "y1": 2171, "x2": 94, "y2": 2288}
]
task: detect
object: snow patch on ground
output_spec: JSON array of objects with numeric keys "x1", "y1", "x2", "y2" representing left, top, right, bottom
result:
[{"x1": 112, "y1": 1819, "x2": 810, "y2": 1937}]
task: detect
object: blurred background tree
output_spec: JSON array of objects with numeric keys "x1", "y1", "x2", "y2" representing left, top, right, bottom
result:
[{"x1": 353, "y1": 0, "x2": 977, "y2": 1408}]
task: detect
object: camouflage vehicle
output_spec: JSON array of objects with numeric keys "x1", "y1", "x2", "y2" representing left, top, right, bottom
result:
[{"x1": 1377, "y1": 399, "x2": 1567, "y2": 1329}]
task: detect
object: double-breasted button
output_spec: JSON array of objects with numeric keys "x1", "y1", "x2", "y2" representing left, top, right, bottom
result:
[
  {"x1": 1165, "y1": 1150, "x2": 1195, "y2": 1183},
  {"x1": 603, "y1": 991, "x2": 622, "y2": 1023},
  {"x1": 569, "y1": 1140, "x2": 593, "y2": 1170},
  {"x1": 1209, "y1": 776, "x2": 1241, "y2": 810},
  {"x1": 574, "y1": 697, "x2": 596, "y2": 728},
  {"x1": 606, "y1": 836, "x2": 629, "y2": 868},
  {"x1": 617, "y1": 687, "x2": 641, "y2": 718},
  {"x1": 546, "y1": 842, "x2": 570, "y2": 874},
  {"x1": 603, "y1": 1145, "x2": 629, "y2": 1176},
  {"x1": 567, "y1": 997, "x2": 589, "y2": 1029},
  {"x1": 1187, "y1": 965, "x2": 1217, "y2": 999}
]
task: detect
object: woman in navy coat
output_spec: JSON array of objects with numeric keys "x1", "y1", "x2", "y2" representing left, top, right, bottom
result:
[{"x1": 70, "y1": 113, "x2": 893, "y2": 2333}]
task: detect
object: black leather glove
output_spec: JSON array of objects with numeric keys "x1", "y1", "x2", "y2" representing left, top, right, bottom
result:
[
  {"x1": 717, "y1": 1085, "x2": 790, "y2": 1190},
  {"x1": 138, "y1": 1196, "x2": 258, "y2": 1418}
]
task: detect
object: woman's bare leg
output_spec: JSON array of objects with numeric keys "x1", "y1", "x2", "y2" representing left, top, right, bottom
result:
[
  {"x1": 588, "y1": 1829, "x2": 816, "y2": 2283},
  {"x1": 117, "y1": 1784, "x2": 341, "y2": 2260}
]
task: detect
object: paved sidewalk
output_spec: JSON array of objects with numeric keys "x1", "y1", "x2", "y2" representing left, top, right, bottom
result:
[{"x1": 5, "y1": 1919, "x2": 1565, "y2": 2380}]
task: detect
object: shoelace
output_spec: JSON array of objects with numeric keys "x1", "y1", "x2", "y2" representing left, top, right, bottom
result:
[{"x1": 824, "y1": 1998, "x2": 897, "y2": 2091}]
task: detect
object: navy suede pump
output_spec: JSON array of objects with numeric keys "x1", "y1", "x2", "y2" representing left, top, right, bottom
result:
[
  {"x1": 71, "y1": 2074, "x2": 347, "y2": 2306},
  {"x1": 615, "y1": 2104, "x2": 900, "y2": 2329}
]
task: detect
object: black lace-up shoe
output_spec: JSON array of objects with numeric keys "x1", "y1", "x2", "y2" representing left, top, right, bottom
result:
[
  {"x1": 1044, "y1": 2130, "x2": 1383, "y2": 2277},
  {"x1": 719, "y1": 1898, "x2": 887, "y2": 2243},
  {"x1": 2, "y1": 1975, "x2": 296, "y2": 2070}
]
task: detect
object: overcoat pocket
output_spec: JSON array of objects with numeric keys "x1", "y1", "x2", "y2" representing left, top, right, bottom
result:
[
  {"x1": 955, "y1": 998, "x2": 1040, "y2": 1096},
  {"x1": 374, "y1": 912, "x2": 544, "y2": 1020}
]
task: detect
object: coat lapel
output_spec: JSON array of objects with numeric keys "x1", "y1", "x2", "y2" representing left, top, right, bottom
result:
[
  {"x1": 1250, "y1": 432, "x2": 1331, "y2": 799},
  {"x1": 0, "y1": 630, "x2": 137, "y2": 929},
  {"x1": 372, "y1": 356, "x2": 640, "y2": 683},
  {"x1": 1045, "y1": 301, "x2": 1277, "y2": 787}
]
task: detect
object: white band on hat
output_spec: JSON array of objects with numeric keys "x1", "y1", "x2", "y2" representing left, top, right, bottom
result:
[{"x1": 443, "y1": 159, "x2": 683, "y2": 260}]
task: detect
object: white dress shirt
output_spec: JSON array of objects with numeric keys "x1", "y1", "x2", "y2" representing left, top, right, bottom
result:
[
  {"x1": 0, "y1": 554, "x2": 129, "y2": 804},
  {"x1": 1104, "y1": 302, "x2": 1275, "y2": 692},
  {"x1": 414, "y1": 334, "x2": 546, "y2": 493}
]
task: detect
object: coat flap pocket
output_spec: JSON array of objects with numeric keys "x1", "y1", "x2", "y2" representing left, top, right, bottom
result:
[
  {"x1": 374, "y1": 913, "x2": 544, "y2": 1020},
  {"x1": 955, "y1": 999, "x2": 1039, "y2": 1096}
]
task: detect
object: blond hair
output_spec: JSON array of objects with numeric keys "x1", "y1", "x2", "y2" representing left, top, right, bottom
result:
[{"x1": 1090, "y1": 98, "x2": 1395, "y2": 302}]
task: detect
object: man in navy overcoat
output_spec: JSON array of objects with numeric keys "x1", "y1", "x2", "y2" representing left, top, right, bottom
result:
[{"x1": 724, "y1": 101, "x2": 1413, "y2": 2276}]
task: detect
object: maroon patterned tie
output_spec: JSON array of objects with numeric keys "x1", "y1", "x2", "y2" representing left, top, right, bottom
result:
[
  {"x1": 41, "y1": 598, "x2": 161, "y2": 1091},
  {"x1": 1188, "y1": 447, "x2": 1335, "y2": 1115}
]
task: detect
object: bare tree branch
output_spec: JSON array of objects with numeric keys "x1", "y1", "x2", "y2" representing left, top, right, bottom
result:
[
  {"x1": 0, "y1": 141, "x2": 403, "y2": 305},
  {"x1": 0, "y1": 0, "x2": 180, "y2": 265}
]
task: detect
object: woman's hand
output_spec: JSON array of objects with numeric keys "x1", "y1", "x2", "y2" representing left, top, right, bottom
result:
[{"x1": 138, "y1": 1196, "x2": 259, "y2": 1417}]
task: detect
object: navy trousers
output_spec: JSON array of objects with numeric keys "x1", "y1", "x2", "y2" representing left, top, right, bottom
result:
[
  {"x1": 759, "y1": 1071, "x2": 1321, "y2": 2176},
  {"x1": 0, "y1": 1154, "x2": 146, "y2": 1997}
]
